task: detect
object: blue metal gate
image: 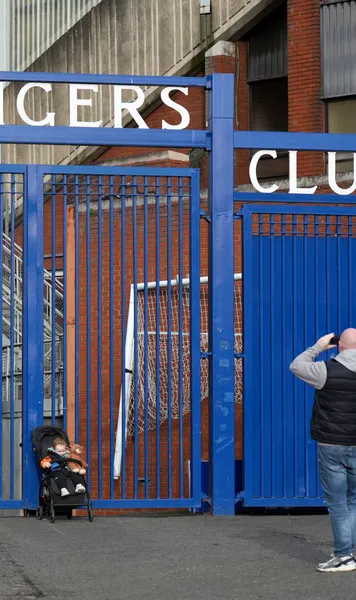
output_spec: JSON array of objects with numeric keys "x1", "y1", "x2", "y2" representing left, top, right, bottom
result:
[
  {"x1": 0, "y1": 164, "x2": 204, "y2": 511},
  {"x1": 241, "y1": 203, "x2": 356, "y2": 507},
  {"x1": 35, "y1": 164, "x2": 202, "y2": 510},
  {"x1": 0, "y1": 69, "x2": 237, "y2": 514}
]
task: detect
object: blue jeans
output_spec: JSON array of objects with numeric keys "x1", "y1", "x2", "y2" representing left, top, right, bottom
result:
[{"x1": 318, "y1": 444, "x2": 356, "y2": 557}]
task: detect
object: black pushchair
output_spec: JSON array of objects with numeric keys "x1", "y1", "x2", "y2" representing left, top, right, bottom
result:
[{"x1": 32, "y1": 426, "x2": 94, "y2": 522}]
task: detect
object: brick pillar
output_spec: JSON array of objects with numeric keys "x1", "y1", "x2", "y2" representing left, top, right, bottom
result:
[
  {"x1": 190, "y1": 41, "x2": 237, "y2": 189},
  {"x1": 288, "y1": 0, "x2": 325, "y2": 175},
  {"x1": 236, "y1": 41, "x2": 249, "y2": 186}
]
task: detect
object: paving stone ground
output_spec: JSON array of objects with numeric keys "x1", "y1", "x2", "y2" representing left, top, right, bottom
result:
[{"x1": 0, "y1": 512, "x2": 353, "y2": 600}]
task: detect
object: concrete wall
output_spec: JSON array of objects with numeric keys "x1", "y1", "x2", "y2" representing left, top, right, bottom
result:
[{"x1": 2, "y1": 0, "x2": 275, "y2": 166}]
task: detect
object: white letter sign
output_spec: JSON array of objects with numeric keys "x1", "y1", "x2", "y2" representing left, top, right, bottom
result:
[
  {"x1": 289, "y1": 151, "x2": 317, "y2": 194},
  {"x1": 161, "y1": 87, "x2": 190, "y2": 129},
  {"x1": 328, "y1": 152, "x2": 356, "y2": 195},
  {"x1": 114, "y1": 86, "x2": 148, "y2": 129},
  {"x1": 17, "y1": 83, "x2": 55, "y2": 126},
  {"x1": 69, "y1": 84, "x2": 102, "y2": 127},
  {"x1": 249, "y1": 150, "x2": 279, "y2": 193}
]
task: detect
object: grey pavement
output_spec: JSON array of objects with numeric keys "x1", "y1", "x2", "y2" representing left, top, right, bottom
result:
[{"x1": 0, "y1": 512, "x2": 354, "y2": 600}]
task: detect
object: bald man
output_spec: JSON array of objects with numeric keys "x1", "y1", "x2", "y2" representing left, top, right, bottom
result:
[{"x1": 290, "y1": 329, "x2": 356, "y2": 572}]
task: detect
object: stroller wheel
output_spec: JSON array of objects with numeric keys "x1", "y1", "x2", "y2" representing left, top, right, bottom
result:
[
  {"x1": 66, "y1": 510, "x2": 73, "y2": 520},
  {"x1": 88, "y1": 506, "x2": 94, "y2": 522},
  {"x1": 36, "y1": 505, "x2": 43, "y2": 520},
  {"x1": 49, "y1": 507, "x2": 55, "y2": 523}
]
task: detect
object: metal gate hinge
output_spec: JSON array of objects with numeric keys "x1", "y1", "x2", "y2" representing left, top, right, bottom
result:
[
  {"x1": 234, "y1": 212, "x2": 242, "y2": 220},
  {"x1": 200, "y1": 209, "x2": 211, "y2": 223},
  {"x1": 234, "y1": 352, "x2": 245, "y2": 359},
  {"x1": 200, "y1": 352, "x2": 211, "y2": 359}
]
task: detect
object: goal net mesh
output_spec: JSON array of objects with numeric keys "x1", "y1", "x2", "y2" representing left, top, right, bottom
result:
[{"x1": 126, "y1": 279, "x2": 242, "y2": 436}]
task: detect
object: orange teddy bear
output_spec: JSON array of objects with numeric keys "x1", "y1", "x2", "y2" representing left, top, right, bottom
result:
[{"x1": 66, "y1": 443, "x2": 88, "y2": 475}]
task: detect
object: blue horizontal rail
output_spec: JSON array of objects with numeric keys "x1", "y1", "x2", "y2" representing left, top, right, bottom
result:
[
  {"x1": 91, "y1": 499, "x2": 203, "y2": 509},
  {"x1": 241, "y1": 204, "x2": 356, "y2": 216},
  {"x1": 0, "y1": 126, "x2": 210, "y2": 148},
  {"x1": 37, "y1": 165, "x2": 199, "y2": 177},
  {"x1": 0, "y1": 501, "x2": 26, "y2": 510},
  {"x1": 0, "y1": 71, "x2": 208, "y2": 87},
  {"x1": 234, "y1": 192, "x2": 356, "y2": 204},
  {"x1": 241, "y1": 497, "x2": 325, "y2": 508},
  {"x1": 234, "y1": 130, "x2": 356, "y2": 152}
]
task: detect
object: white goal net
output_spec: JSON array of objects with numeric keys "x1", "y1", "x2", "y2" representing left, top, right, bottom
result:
[{"x1": 114, "y1": 274, "x2": 242, "y2": 477}]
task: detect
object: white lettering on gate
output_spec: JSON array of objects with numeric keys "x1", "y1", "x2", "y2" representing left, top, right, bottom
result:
[
  {"x1": 0, "y1": 82, "x2": 191, "y2": 130},
  {"x1": 17, "y1": 83, "x2": 55, "y2": 126},
  {"x1": 250, "y1": 150, "x2": 356, "y2": 195},
  {"x1": 69, "y1": 84, "x2": 102, "y2": 127},
  {"x1": 114, "y1": 86, "x2": 148, "y2": 129}
]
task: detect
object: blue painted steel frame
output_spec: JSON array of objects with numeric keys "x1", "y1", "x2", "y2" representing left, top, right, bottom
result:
[
  {"x1": 7, "y1": 69, "x2": 356, "y2": 513},
  {"x1": 241, "y1": 203, "x2": 356, "y2": 508},
  {"x1": 23, "y1": 166, "x2": 44, "y2": 510},
  {"x1": 207, "y1": 73, "x2": 236, "y2": 515},
  {"x1": 0, "y1": 71, "x2": 210, "y2": 148},
  {"x1": 35, "y1": 164, "x2": 202, "y2": 511}
]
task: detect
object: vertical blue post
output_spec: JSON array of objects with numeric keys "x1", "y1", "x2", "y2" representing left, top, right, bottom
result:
[
  {"x1": 207, "y1": 73, "x2": 235, "y2": 515},
  {"x1": 23, "y1": 166, "x2": 44, "y2": 509}
]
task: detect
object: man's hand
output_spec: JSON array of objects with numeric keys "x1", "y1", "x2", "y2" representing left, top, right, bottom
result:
[
  {"x1": 43, "y1": 461, "x2": 51, "y2": 469},
  {"x1": 316, "y1": 333, "x2": 337, "y2": 350}
]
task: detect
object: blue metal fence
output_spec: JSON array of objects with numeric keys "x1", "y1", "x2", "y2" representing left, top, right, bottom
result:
[
  {"x1": 37, "y1": 165, "x2": 202, "y2": 510},
  {"x1": 2, "y1": 69, "x2": 356, "y2": 515},
  {"x1": 240, "y1": 204, "x2": 356, "y2": 507}
]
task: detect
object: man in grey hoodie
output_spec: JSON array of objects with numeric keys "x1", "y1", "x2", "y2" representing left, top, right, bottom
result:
[{"x1": 290, "y1": 328, "x2": 356, "y2": 572}]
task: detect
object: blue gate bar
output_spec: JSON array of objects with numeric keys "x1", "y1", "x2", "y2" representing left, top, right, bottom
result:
[
  {"x1": 51, "y1": 176, "x2": 56, "y2": 425},
  {"x1": 143, "y1": 175, "x2": 149, "y2": 499},
  {"x1": 234, "y1": 130, "x2": 356, "y2": 151},
  {"x1": 109, "y1": 175, "x2": 115, "y2": 499},
  {"x1": 86, "y1": 175, "x2": 91, "y2": 491},
  {"x1": 281, "y1": 215, "x2": 294, "y2": 498},
  {"x1": 304, "y1": 214, "x2": 316, "y2": 498},
  {"x1": 132, "y1": 176, "x2": 139, "y2": 499},
  {"x1": 155, "y1": 177, "x2": 161, "y2": 499},
  {"x1": 189, "y1": 170, "x2": 202, "y2": 506},
  {"x1": 0, "y1": 71, "x2": 208, "y2": 87},
  {"x1": 120, "y1": 176, "x2": 127, "y2": 500},
  {"x1": 10, "y1": 174, "x2": 16, "y2": 499},
  {"x1": 0, "y1": 127, "x2": 210, "y2": 149},
  {"x1": 23, "y1": 165, "x2": 44, "y2": 510},
  {"x1": 75, "y1": 175, "x2": 79, "y2": 443},
  {"x1": 207, "y1": 72, "x2": 236, "y2": 515},
  {"x1": 97, "y1": 176, "x2": 103, "y2": 499},
  {"x1": 270, "y1": 214, "x2": 283, "y2": 499},
  {"x1": 167, "y1": 176, "x2": 173, "y2": 499},
  {"x1": 234, "y1": 192, "x2": 356, "y2": 204},
  {"x1": 178, "y1": 177, "x2": 184, "y2": 498},
  {"x1": 0, "y1": 175, "x2": 3, "y2": 499},
  {"x1": 63, "y1": 175, "x2": 68, "y2": 432}
]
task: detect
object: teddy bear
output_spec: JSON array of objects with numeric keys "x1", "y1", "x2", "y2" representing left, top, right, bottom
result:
[{"x1": 66, "y1": 443, "x2": 88, "y2": 475}]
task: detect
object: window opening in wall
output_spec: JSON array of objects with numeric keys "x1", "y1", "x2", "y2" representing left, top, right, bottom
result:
[
  {"x1": 326, "y1": 97, "x2": 356, "y2": 172},
  {"x1": 249, "y1": 77, "x2": 289, "y2": 179}
]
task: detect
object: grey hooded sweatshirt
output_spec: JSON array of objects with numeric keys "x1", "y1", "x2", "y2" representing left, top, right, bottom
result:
[{"x1": 290, "y1": 343, "x2": 356, "y2": 389}]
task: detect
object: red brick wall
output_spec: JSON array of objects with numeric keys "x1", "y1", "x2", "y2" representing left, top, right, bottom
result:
[{"x1": 287, "y1": 0, "x2": 325, "y2": 175}]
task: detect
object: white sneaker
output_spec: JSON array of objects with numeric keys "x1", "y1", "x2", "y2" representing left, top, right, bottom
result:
[
  {"x1": 317, "y1": 555, "x2": 356, "y2": 572},
  {"x1": 75, "y1": 483, "x2": 85, "y2": 493},
  {"x1": 60, "y1": 487, "x2": 70, "y2": 497}
]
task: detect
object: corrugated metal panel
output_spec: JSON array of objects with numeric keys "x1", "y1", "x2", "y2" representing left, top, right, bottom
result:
[
  {"x1": 248, "y1": 11, "x2": 287, "y2": 82},
  {"x1": 6, "y1": 0, "x2": 104, "y2": 72},
  {"x1": 243, "y1": 206, "x2": 356, "y2": 507},
  {"x1": 322, "y1": 0, "x2": 356, "y2": 98},
  {"x1": 2, "y1": 0, "x2": 275, "y2": 166}
]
